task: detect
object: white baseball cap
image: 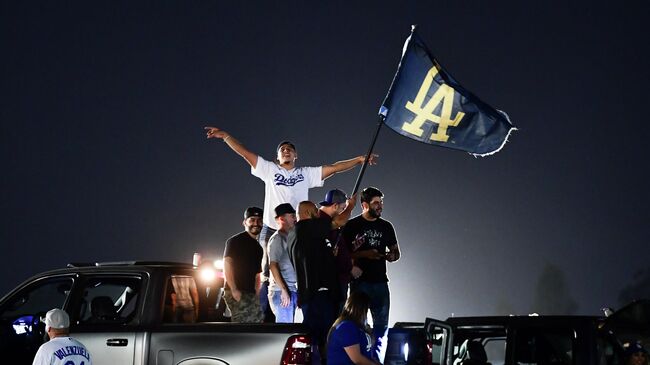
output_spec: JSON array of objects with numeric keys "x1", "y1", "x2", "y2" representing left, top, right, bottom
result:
[{"x1": 42, "y1": 308, "x2": 70, "y2": 331}]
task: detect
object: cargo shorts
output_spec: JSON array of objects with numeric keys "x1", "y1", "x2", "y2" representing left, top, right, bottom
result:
[{"x1": 223, "y1": 290, "x2": 263, "y2": 323}]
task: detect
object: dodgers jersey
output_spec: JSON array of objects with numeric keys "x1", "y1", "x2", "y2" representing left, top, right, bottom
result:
[
  {"x1": 32, "y1": 336, "x2": 92, "y2": 365},
  {"x1": 251, "y1": 157, "x2": 323, "y2": 229}
]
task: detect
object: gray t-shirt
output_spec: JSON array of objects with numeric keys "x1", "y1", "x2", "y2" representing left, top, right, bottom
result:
[{"x1": 268, "y1": 229, "x2": 297, "y2": 292}]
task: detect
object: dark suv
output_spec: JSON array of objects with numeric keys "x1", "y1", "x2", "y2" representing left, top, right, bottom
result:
[{"x1": 385, "y1": 300, "x2": 650, "y2": 365}]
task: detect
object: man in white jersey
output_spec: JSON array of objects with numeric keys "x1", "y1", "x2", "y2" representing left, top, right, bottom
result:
[
  {"x1": 205, "y1": 126, "x2": 377, "y2": 320},
  {"x1": 33, "y1": 308, "x2": 92, "y2": 365}
]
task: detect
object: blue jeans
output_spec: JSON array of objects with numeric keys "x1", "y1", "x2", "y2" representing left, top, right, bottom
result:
[
  {"x1": 350, "y1": 281, "x2": 390, "y2": 360},
  {"x1": 258, "y1": 224, "x2": 276, "y2": 320},
  {"x1": 269, "y1": 290, "x2": 298, "y2": 323}
]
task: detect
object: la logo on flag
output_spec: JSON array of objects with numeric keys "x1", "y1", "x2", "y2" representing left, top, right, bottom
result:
[
  {"x1": 379, "y1": 26, "x2": 516, "y2": 156},
  {"x1": 403, "y1": 66, "x2": 465, "y2": 143}
]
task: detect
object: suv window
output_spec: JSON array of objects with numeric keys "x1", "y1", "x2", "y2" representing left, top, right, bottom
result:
[
  {"x1": 514, "y1": 329, "x2": 575, "y2": 365},
  {"x1": 484, "y1": 338, "x2": 507, "y2": 365},
  {"x1": 452, "y1": 328, "x2": 506, "y2": 365},
  {"x1": 76, "y1": 276, "x2": 141, "y2": 325}
]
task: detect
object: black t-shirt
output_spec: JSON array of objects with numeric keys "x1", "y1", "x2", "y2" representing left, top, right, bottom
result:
[
  {"x1": 223, "y1": 231, "x2": 263, "y2": 293},
  {"x1": 291, "y1": 215, "x2": 339, "y2": 305},
  {"x1": 343, "y1": 215, "x2": 398, "y2": 283}
]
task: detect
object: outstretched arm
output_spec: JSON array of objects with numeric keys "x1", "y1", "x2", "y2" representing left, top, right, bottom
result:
[
  {"x1": 321, "y1": 154, "x2": 378, "y2": 180},
  {"x1": 205, "y1": 126, "x2": 259, "y2": 168}
]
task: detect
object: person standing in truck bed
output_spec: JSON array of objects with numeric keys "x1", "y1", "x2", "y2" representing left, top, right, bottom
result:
[
  {"x1": 267, "y1": 203, "x2": 299, "y2": 323},
  {"x1": 223, "y1": 207, "x2": 264, "y2": 323},
  {"x1": 343, "y1": 186, "x2": 401, "y2": 360}
]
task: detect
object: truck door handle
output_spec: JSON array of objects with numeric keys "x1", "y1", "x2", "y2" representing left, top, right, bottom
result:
[{"x1": 106, "y1": 338, "x2": 128, "y2": 347}]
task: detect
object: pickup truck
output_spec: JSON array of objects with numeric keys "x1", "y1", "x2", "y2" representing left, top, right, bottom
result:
[
  {"x1": 0, "y1": 261, "x2": 313, "y2": 365},
  {"x1": 384, "y1": 300, "x2": 650, "y2": 365}
]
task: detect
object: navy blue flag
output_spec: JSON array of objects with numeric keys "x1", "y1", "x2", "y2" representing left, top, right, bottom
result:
[{"x1": 379, "y1": 27, "x2": 516, "y2": 156}]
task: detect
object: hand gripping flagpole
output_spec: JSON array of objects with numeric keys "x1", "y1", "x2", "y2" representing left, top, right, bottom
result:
[
  {"x1": 331, "y1": 115, "x2": 384, "y2": 253},
  {"x1": 351, "y1": 115, "x2": 384, "y2": 196}
]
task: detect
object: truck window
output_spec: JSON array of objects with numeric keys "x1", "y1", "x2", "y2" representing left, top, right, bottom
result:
[
  {"x1": 76, "y1": 277, "x2": 141, "y2": 325},
  {"x1": 163, "y1": 272, "x2": 227, "y2": 323},
  {"x1": 164, "y1": 275, "x2": 200, "y2": 323},
  {"x1": 0, "y1": 277, "x2": 73, "y2": 322},
  {"x1": 0, "y1": 276, "x2": 74, "y2": 364},
  {"x1": 514, "y1": 329, "x2": 575, "y2": 365}
]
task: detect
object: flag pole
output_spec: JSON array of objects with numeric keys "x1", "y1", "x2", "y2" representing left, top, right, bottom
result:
[{"x1": 351, "y1": 115, "x2": 384, "y2": 195}]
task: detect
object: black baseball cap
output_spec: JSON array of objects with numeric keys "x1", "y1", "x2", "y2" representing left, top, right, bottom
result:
[
  {"x1": 319, "y1": 189, "x2": 348, "y2": 206},
  {"x1": 244, "y1": 206, "x2": 263, "y2": 219},
  {"x1": 274, "y1": 203, "x2": 296, "y2": 218}
]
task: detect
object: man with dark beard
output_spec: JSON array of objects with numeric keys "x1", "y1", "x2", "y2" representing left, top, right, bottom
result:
[
  {"x1": 223, "y1": 207, "x2": 265, "y2": 323},
  {"x1": 342, "y1": 187, "x2": 400, "y2": 361}
]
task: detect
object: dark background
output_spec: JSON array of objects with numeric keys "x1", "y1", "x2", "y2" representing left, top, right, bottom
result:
[{"x1": 2, "y1": 1, "x2": 649, "y2": 322}]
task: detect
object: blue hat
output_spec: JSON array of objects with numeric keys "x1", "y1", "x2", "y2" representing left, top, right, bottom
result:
[
  {"x1": 625, "y1": 342, "x2": 648, "y2": 357},
  {"x1": 319, "y1": 189, "x2": 348, "y2": 207}
]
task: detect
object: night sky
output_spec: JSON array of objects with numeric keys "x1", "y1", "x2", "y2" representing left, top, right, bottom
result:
[{"x1": 3, "y1": 1, "x2": 650, "y2": 322}]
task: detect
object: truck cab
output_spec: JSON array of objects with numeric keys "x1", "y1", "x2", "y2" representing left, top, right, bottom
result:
[{"x1": 0, "y1": 261, "x2": 311, "y2": 365}]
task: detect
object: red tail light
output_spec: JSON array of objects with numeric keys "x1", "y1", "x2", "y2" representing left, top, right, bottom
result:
[{"x1": 281, "y1": 334, "x2": 312, "y2": 365}]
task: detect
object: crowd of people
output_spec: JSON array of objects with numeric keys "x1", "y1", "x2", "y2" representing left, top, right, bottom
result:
[
  {"x1": 26, "y1": 126, "x2": 650, "y2": 365},
  {"x1": 206, "y1": 126, "x2": 400, "y2": 364}
]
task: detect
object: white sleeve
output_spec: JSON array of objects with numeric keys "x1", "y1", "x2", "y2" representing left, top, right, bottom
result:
[
  {"x1": 31, "y1": 346, "x2": 48, "y2": 365},
  {"x1": 305, "y1": 166, "x2": 324, "y2": 188},
  {"x1": 251, "y1": 156, "x2": 273, "y2": 180}
]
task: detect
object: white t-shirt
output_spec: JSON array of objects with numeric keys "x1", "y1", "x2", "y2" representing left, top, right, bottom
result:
[
  {"x1": 32, "y1": 336, "x2": 92, "y2": 365},
  {"x1": 251, "y1": 157, "x2": 323, "y2": 229}
]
